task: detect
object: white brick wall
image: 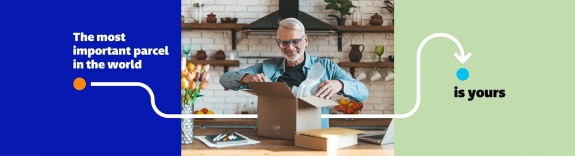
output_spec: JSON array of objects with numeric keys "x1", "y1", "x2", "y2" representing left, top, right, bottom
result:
[{"x1": 183, "y1": 0, "x2": 394, "y2": 114}]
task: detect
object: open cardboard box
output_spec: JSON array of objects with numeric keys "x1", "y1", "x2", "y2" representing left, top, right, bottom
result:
[{"x1": 245, "y1": 82, "x2": 339, "y2": 140}]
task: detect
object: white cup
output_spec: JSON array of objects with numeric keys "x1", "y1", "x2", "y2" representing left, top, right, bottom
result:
[
  {"x1": 356, "y1": 71, "x2": 367, "y2": 81},
  {"x1": 370, "y1": 70, "x2": 383, "y2": 81},
  {"x1": 385, "y1": 70, "x2": 394, "y2": 82},
  {"x1": 229, "y1": 53, "x2": 236, "y2": 60}
]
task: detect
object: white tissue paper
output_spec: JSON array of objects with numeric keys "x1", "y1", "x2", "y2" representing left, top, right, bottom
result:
[{"x1": 294, "y1": 62, "x2": 325, "y2": 98}]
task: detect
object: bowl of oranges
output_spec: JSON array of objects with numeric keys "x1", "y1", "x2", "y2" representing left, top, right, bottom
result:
[{"x1": 334, "y1": 98, "x2": 363, "y2": 114}]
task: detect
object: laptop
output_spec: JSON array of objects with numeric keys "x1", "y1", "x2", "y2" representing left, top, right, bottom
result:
[{"x1": 358, "y1": 119, "x2": 394, "y2": 145}]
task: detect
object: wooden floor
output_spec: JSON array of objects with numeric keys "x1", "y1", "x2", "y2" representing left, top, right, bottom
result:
[{"x1": 182, "y1": 128, "x2": 394, "y2": 156}]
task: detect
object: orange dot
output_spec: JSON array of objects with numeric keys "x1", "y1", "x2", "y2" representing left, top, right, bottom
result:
[{"x1": 73, "y1": 77, "x2": 86, "y2": 91}]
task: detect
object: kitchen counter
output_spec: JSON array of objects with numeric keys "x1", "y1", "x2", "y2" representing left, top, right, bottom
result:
[{"x1": 182, "y1": 128, "x2": 394, "y2": 156}]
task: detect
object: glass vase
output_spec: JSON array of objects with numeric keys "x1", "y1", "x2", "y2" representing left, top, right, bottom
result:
[{"x1": 181, "y1": 102, "x2": 194, "y2": 144}]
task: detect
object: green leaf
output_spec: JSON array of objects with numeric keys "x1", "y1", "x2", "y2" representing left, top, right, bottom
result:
[
  {"x1": 341, "y1": 8, "x2": 350, "y2": 15},
  {"x1": 325, "y1": 3, "x2": 339, "y2": 10},
  {"x1": 324, "y1": 0, "x2": 336, "y2": 3}
]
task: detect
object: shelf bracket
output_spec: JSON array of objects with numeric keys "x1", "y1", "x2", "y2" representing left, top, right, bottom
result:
[
  {"x1": 337, "y1": 31, "x2": 343, "y2": 52},
  {"x1": 231, "y1": 29, "x2": 237, "y2": 50},
  {"x1": 223, "y1": 66, "x2": 230, "y2": 73},
  {"x1": 349, "y1": 67, "x2": 356, "y2": 79}
]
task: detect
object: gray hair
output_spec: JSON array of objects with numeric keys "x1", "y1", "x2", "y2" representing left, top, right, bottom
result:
[{"x1": 277, "y1": 18, "x2": 306, "y2": 36}]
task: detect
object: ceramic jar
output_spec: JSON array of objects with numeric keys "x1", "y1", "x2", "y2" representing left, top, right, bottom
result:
[
  {"x1": 215, "y1": 49, "x2": 226, "y2": 60},
  {"x1": 206, "y1": 12, "x2": 217, "y2": 23},
  {"x1": 369, "y1": 13, "x2": 383, "y2": 26},
  {"x1": 196, "y1": 49, "x2": 207, "y2": 60}
]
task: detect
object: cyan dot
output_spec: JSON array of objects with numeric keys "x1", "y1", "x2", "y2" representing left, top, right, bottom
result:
[{"x1": 457, "y1": 68, "x2": 469, "y2": 81}]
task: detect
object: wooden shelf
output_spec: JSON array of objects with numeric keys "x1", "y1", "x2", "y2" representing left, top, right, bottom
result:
[
  {"x1": 186, "y1": 60, "x2": 239, "y2": 73},
  {"x1": 338, "y1": 62, "x2": 394, "y2": 79},
  {"x1": 336, "y1": 26, "x2": 394, "y2": 51},
  {"x1": 337, "y1": 26, "x2": 394, "y2": 33},
  {"x1": 181, "y1": 23, "x2": 247, "y2": 30},
  {"x1": 338, "y1": 62, "x2": 394, "y2": 68},
  {"x1": 181, "y1": 23, "x2": 247, "y2": 50},
  {"x1": 187, "y1": 60, "x2": 239, "y2": 66}
]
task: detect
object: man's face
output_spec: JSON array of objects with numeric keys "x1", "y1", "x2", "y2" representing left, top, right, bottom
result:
[{"x1": 277, "y1": 27, "x2": 308, "y2": 62}]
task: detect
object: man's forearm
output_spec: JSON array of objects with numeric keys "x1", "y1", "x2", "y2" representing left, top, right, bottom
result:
[
  {"x1": 219, "y1": 71, "x2": 248, "y2": 90},
  {"x1": 339, "y1": 79, "x2": 369, "y2": 102}
]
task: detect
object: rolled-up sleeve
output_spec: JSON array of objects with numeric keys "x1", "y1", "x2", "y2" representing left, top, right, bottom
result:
[{"x1": 219, "y1": 63, "x2": 262, "y2": 90}]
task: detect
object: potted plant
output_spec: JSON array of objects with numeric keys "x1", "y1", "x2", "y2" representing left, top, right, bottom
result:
[{"x1": 324, "y1": 0, "x2": 356, "y2": 26}]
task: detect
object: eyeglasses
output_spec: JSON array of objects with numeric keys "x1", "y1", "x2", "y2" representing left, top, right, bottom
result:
[{"x1": 276, "y1": 35, "x2": 305, "y2": 48}]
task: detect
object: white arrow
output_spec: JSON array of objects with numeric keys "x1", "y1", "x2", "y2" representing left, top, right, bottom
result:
[{"x1": 438, "y1": 33, "x2": 472, "y2": 64}]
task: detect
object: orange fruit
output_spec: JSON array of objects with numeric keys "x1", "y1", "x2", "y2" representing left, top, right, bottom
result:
[
  {"x1": 201, "y1": 108, "x2": 209, "y2": 114},
  {"x1": 207, "y1": 110, "x2": 215, "y2": 114},
  {"x1": 338, "y1": 98, "x2": 349, "y2": 105},
  {"x1": 351, "y1": 103, "x2": 362, "y2": 111},
  {"x1": 344, "y1": 108, "x2": 355, "y2": 114}
]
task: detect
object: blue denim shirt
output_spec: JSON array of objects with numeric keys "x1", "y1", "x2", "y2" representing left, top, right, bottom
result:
[{"x1": 220, "y1": 53, "x2": 369, "y2": 128}]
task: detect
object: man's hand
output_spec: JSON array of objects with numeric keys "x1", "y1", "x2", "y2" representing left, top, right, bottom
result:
[
  {"x1": 239, "y1": 73, "x2": 269, "y2": 84},
  {"x1": 314, "y1": 80, "x2": 343, "y2": 99}
]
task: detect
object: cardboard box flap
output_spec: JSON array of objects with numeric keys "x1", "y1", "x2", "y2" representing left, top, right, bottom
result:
[
  {"x1": 297, "y1": 127, "x2": 364, "y2": 138},
  {"x1": 299, "y1": 96, "x2": 339, "y2": 108},
  {"x1": 246, "y1": 82, "x2": 296, "y2": 98}
]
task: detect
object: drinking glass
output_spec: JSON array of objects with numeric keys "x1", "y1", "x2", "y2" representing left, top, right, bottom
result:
[
  {"x1": 182, "y1": 45, "x2": 192, "y2": 59},
  {"x1": 375, "y1": 45, "x2": 385, "y2": 62}
]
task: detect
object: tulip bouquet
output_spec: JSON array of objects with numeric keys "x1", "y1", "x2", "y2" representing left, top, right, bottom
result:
[
  {"x1": 181, "y1": 58, "x2": 210, "y2": 144},
  {"x1": 181, "y1": 63, "x2": 210, "y2": 105}
]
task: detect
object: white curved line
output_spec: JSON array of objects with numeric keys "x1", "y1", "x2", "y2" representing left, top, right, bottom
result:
[
  {"x1": 91, "y1": 82, "x2": 257, "y2": 119},
  {"x1": 325, "y1": 33, "x2": 467, "y2": 119},
  {"x1": 91, "y1": 33, "x2": 466, "y2": 119}
]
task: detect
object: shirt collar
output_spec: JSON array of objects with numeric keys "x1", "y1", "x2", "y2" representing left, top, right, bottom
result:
[{"x1": 278, "y1": 52, "x2": 312, "y2": 71}]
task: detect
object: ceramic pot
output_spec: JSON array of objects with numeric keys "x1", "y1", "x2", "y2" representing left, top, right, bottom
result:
[
  {"x1": 215, "y1": 49, "x2": 226, "y2": 60},
  {"x1": 206, "y1": 12, "x2": 217, "y2": 23},
  {"x1": 196, "y1": 49, "x2": 207, "y2": 60},
  {"x1": 337, "y1": 18, "x2": 346, "y2": 26},
  {"x1": 370, "y1": 13, "x2": 383, "y2": 26}
]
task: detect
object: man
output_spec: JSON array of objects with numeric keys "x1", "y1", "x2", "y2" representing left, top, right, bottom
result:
[{"x1": 220, "y1": 18, "x2": 368, "y2": 128}]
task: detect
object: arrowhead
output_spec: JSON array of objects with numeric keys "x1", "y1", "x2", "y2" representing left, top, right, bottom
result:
[{"x1": 453, "y1": 52, "x2": 472, "y2": 64}]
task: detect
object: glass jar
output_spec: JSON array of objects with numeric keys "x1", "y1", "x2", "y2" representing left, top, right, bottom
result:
[
  {"x1": 193, "y1": 3, "x2": 204, "y2": 23},
  {"x1": 352, "y1": 7, "x2": 362, "y2": 26}
]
